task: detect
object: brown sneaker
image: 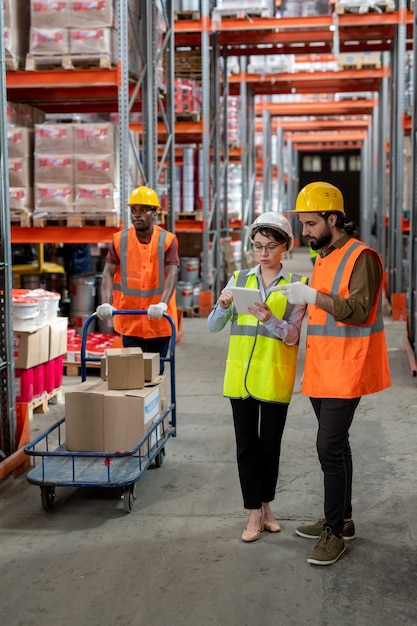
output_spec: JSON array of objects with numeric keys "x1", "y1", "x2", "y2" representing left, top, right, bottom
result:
[
  {"x1": 307, "y1": 527, "x2": 346, "y2": 566},
  {"x1": 296, "y1": 518, "x2": 356, "y2": 541}
]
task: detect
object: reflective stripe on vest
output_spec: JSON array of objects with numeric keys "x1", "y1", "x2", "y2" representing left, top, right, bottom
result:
[{"x1": 113, "y1": 228, "x2": 167, "y2": 298}]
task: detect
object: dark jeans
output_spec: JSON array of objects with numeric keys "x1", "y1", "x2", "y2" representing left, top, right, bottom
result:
[
  {"x1": 122, "y1": 335, "x2": 170, "y2": 375},
  {"x1": 230, "y1": 397, "x2": 288, "y2": 510},
  {"x1": 310, "y1": 396, "x2": 361, "y2": 537}
]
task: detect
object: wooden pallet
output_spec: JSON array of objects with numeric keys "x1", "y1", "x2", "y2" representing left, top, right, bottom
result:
[
  {"x1": 212, "y1": 7, "x2": 273, "y2": 21},
  {"x1": 339, "y1": 61, "x2": 381, "y2": 70},
  {"x1": 179, "y1": 306, "x2": 199, "y2": 318},
  {"x1": 25, "y1": 53, "x2": 112, "y2": 71},
  {"x1": 10, "y1": 211, "x2": 32, "y2": 227},
  {"x1": 175, "y1": 211, "x2": 204, "y2": 221},
  {"x1": 174, "y1": 49, "x2": 202, "y2": 78},
  {"x1": 335, "y1": 0, "x2": 395, "y2": 14},
  {"x1": 32, "y1": 212, "x2": 119, "y2": 228},
  {"x1": 5, "y1": 56, "x2": 20, "y2": 71},
  {"x1": 64, "y1": 360, "x2": 101, "y2": 377},
  {"x1": 175, "y1": 111, "x2": 201, "y2": 122},
  {"x1": 23, "y1": 387, "x2": 64, "y2": 421},
  {"x1": 174, "y1": 10, "x2": 200, "y2": 20}
]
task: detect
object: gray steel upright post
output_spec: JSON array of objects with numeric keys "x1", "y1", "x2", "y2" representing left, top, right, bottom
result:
[
  {"x1": 0, "y1": 0, "x2": 16, "y2": 456},
  {"x1": 201, "y1": 0, "x2": 211, "y2": 292},
  {"x1": 389, "y1": 0, "x2": 406, "y2": 295},
  {"x1": 262, "y1": 109, "x2": 272, "y2": 213},
  {"x1": 117, "y1": 0, "x2": 129, "y2": 227},
  {"x1": 409, "y1": 4, "x2": 417, "y2": 350},
  {"x1": 378, "y1": 53, "x2": 389, "y2": 261},
  {"x1": 142, "y1": 0, "x2": 158, "y2": 191}
]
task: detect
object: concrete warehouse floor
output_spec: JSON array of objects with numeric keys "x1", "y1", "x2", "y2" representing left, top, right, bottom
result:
[{"x1": 1, "y1": 247, "x2": 416, "y2": 626}]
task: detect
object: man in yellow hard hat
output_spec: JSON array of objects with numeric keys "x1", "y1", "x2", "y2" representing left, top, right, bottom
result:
[
  {"x1": 275, "y1": 181, "x2": 391, "y2": 566},
  {"x1": 96, "y1": 185, "x2": 179, "y2": 371}
]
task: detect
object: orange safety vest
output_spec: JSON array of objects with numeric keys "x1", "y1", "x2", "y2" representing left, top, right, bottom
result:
[
  {"x1": 302, "y1": 238, "x2": 391, "y2": 399},
  {"x1": 112, "y1": 225, "x2": 178, "y2": 339}
]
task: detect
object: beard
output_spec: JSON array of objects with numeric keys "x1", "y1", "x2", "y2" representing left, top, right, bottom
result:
[{"x1": 309, "y1": 231, "x2": 332, "y2": 250}]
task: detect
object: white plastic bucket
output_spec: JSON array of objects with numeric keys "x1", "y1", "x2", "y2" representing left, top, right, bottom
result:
[{"x1": 12, "y1": 295, "x2": 39, "y2": 330}]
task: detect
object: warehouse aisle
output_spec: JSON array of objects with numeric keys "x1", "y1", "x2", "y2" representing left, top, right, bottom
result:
[{"x1": 1, "y1": 247, "x2": 416, "y2": 626}]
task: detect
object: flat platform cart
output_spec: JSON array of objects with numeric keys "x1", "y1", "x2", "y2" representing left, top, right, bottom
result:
[{"x1": 24, "y1": 311, "x2": 177, "y2": 513}]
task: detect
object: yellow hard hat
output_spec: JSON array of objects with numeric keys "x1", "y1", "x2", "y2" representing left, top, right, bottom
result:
[
  {"x1": 127, "y1": 185, "x2": 160, "y2": 209},
  {"x1": 289, "y1": 181, "x2": 345, "y2": 214}
]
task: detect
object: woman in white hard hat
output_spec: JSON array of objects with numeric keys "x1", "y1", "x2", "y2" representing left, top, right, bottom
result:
[{"x1": 208, "y1": 212, "x2": 308, "y2": 542}]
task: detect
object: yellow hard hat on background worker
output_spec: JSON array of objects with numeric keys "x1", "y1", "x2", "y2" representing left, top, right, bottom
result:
[{"x1": 127, "y1": 185, "x2": 160, "y2": 210}]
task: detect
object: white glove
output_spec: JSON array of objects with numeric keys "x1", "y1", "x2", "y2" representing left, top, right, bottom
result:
[
  {"x1": 147, "y1": 302, "x2": 168, "y2": 320},
  {"x1": 273, "y1": 282, "x2": 317, "y2": 305},
  {"x1": 96, "y1": 303, "x2": 115, "y2": 320}
]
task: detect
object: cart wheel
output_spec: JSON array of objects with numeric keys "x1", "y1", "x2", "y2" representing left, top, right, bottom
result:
[
  {"x1": 122, "y1": 484, "x2": 136, "y2": 513},
  {"x1": 154, "y1": 447, "x2": 166, "y2": 468},
  {"x1": 41, "y1": 486, "x2": 55, "y2": 511}
]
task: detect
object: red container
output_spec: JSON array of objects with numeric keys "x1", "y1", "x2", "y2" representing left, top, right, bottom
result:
[
  {"x1": 44, "y1": 360, "x2": 55, "y2": 393},
  {"x1": 54, "y1": 356, "x2": 64, "y2": 388},
  {"x1": 33, "y1": 363, "x2": 45, "y2": 398},
  {"x1": 15, "y1": 368, "x2": 34, "y2": 402}
]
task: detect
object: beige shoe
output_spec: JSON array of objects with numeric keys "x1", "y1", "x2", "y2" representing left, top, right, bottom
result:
[{"x1": 241, "y1": 508, "x2": 265, "y2": 542}]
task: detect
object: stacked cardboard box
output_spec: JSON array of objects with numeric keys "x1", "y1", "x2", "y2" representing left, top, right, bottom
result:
[
  {"x1": 14, "y1": 317, "x2": 68, "y2": 403},
  {"x1": 33, "y1": 121, "x2": 119, "y2": 218},
  {"x1": 65, "y1": 348, "x2": 166, "y2": 453},
  {"x1": 7, "y1": 103, "x2": 45, "y2": 218},
  {"x1": 28, "y1": 0, "x2": 115, "y2": 61}
]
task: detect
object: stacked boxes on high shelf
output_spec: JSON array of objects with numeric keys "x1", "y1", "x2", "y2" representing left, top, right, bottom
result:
[
  {"x1": 65, "y1": 349, "x2": 169, "y2": 454},
  {"x1": 33, "y1": 121, "x2": 119, "y2": 226},
  {"x1": 27, "y1": 0, "x2": 115, "y2": 69},
  {"x1": 7, "y1": 102, "x2": 45, "y2": 225}
]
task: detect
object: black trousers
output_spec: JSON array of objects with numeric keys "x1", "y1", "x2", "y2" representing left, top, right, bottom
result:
[
  {"x1": 310, "y1": 396, "x2": 361, "y2": 537},
  {"x1": 122, "y1": 335, "x2": 170, "y2": 374},
  {"x1": 230, "y1": 397, "x2": 288, "y2": 510}
]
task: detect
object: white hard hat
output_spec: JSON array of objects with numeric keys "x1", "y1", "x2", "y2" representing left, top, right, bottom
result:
[{"x1": 249, "y1": 212, "x2": 295, "y2": 253}]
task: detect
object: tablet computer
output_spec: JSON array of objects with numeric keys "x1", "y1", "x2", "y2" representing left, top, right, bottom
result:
[{"x1": 230, "y1": 286, "x2": 262, "y2": 314}]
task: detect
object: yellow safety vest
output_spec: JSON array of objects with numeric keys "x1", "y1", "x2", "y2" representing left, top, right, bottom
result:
[{"x1": 223, "y1": 270, "x2": 307, "y2": 403}]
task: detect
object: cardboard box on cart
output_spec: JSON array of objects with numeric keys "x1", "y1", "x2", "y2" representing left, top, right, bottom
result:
[
  {"x1": 143, "y1": 352, "x2": 160, "y2": 382},
  {"x1": 65, "y1": 380, "x2": 160, "y2": 453},
  {"x1": 105, "y1": 347, "x2": 144, "y2": 390}
]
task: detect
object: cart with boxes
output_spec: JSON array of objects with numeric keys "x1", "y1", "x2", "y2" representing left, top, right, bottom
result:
[{"x1": 24, "y1": 311, "x2": 177, "y2": 513}]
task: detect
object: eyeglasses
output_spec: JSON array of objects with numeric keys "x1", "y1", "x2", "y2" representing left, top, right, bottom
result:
[
  {"x1": 252, "y1": 243, "x2": 282, "y2": 254},
  {"x1": 130, "y1": 206, "x2": 155, "y2": 216}
]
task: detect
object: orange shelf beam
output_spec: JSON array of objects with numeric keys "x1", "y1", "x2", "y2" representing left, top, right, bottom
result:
[
  {"x1": 11, "y1": 226, "x2": 121, "y2": 244},
  {"x1": 255, "y1": 99, "x2": 377, "y2": 117}
]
